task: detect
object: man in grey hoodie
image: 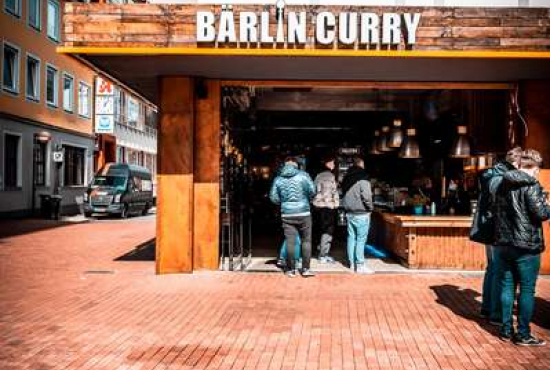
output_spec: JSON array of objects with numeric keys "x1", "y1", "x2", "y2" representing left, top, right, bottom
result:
[
  {"x1": 270, "y1": 157, "x2": 316, "y2": 277},
  {"x1": 341, "y1": 157, "x2": 374, "y2": 274},
  {"x1": 313, "y1": 156, "x2": 339, "y2": 263}
]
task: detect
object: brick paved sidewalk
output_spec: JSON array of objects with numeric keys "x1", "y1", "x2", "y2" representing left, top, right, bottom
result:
[{"x1": 1, "y1": 217, "x2": 550, "y2": 370}]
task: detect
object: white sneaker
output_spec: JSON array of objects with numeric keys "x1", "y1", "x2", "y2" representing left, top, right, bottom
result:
[{"x1": 356, "y1": 264, "x2": 374, "y2": 275}]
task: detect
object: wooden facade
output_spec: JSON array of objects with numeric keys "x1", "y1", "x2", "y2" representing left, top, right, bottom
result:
[
  {"x1": 63, "y1": 4, "x2": 550, "y2": 51},
  {"x1": 372, "y1": 213, "x2": 486, "y2": 270},
  {"x1": 59, "y1": 3, "x2": 550, "y2": 273}
]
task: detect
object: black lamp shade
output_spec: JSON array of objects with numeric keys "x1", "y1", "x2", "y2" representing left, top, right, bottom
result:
[
  {"x1": 399, "y1": 128, "x2": 421, "y2": 159},
  {"x1": 388, "y1": 119, "x2": 403, "y2": 148},
  {"x1": 450, "y1": 126, "x2": 471, "y2": 158},
  {"x1": 369, "y1": 130, "x2": 382, "y2": 155},
  {"x1": 377, "y1": 126, "x2": 392, "y2": 152}
]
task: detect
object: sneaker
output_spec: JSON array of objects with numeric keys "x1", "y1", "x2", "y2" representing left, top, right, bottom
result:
[
  {"x1": 301, "y1": 269, "x2": 315, "y2": 278},
  {"x1": 499, "y1": 332, "x2": 513, "y2": 342},
  {"x1": 324, "y1": 256, "x2": 336, "y2": 263},
  {"x1": 276, "y1": 258, "x2": 287, "y2": 268},
  {"x1": 285, "y1": 269, "x2": 297, "y2": 278},
  {"x1": 318, "y1": 256, "x2": 329, "y2": 264},
  {"x1": 356, "y1": 264, "x2": 375, "y2": 275},
  {"x1": 513, "y1": 335, "x2": 546, "y2": 347}
]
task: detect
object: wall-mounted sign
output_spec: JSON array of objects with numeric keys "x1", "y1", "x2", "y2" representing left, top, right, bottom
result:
[
  {"x1": 95, "y1": 115, "x2": 115, "y2": 134},
  {"x1": 95, "y1": 76, "x2": 116, "y2": 134},
  {"x1": 53, "y1": 151, "x2": 64, "y2": 163},
  {"x1": 197, "y1": 5, "x2": 421, "y2": 46},
  {"x1": 96, "y1": 96, "x2": 115, "y2": 115},
  {"x1": 96, "y1": 77, "x2": 114, "y2": 96}
]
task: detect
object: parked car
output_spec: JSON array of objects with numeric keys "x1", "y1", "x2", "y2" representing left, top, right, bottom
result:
[{"x1": 83, "y1": 163, "x2": 153, "y2": 218}]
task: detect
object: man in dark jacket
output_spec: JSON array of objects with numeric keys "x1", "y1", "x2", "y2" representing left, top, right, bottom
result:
[
  {"x1": 470, "y1": 147, "x2": 522, "y2": 323},
  {"x1": 270, "y1": 156, "x2": 316, "y2": 278},
  {"x1": 494, "y1": 149, "x2": 550, "y2": 346},
  {"x1": 342, "y1": 157, "x2": 374, "y2": 274}
]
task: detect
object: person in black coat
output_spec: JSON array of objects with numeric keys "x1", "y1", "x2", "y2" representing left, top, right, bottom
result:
[
  {"x1": 493, "y1": 149, "x2": 550, "y2": 346},
  {"x1": 470, "y1": 147, "x2": 522, "y2": 323}
]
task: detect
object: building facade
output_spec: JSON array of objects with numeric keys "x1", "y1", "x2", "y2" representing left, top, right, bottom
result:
[
  {"x1": 60, "y1": 0, "x2": 550, "y2": 273},
  {"x1": 0, "y1": 0, "x2": 97, "y2": 216},
  {"x1": 93, "y1": 75, "x2": 158, "y2": 180}
]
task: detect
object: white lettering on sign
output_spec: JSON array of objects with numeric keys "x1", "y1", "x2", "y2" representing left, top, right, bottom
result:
[
  {"x1": 196, "y1": 8, "x2": 421, "y2": 46},
  {"x1": 287, "y1": 11, "x2": 307, "y2": 44}
]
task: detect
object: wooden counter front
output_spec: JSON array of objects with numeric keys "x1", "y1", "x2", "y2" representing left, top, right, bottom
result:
[{"x1": 372, "y1": 212, "x2": 486, "y2": 271}]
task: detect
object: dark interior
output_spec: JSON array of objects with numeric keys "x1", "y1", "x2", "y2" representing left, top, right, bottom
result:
[{"x1": 220, "y1": 86, "x2": 509, "y2": 264}]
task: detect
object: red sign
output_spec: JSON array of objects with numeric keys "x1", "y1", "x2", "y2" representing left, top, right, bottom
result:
[{"x1": 96, "y1": 77, "x2": 113, "y2": 95}]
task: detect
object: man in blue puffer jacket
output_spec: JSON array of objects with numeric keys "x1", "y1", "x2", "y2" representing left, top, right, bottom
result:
[{"x1": 270, "y1": 156, "x2": 316, "y2": 278}]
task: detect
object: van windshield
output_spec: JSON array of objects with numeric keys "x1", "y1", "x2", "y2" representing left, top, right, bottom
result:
[{"x1": 92, "y1": 176, "x2": 127, "y2": 188}]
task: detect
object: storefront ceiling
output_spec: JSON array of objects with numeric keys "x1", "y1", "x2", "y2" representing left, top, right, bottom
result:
[{"x1": 82, "y1": 54, "x2": 550, "y2": 105}]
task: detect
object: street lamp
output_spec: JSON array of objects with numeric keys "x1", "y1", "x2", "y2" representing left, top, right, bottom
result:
[{"x1": 31, "y1": 131, "x2": 52, "y2": 215}]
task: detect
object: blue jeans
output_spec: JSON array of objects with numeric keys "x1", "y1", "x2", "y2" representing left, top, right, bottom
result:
[
  {"x1": 346, "y1": 213, "x2": 370, "y2": 266},
  {"x1": 498, "y1": 246, "x2": 541, "y2": 338},
  {"x1": 481, "y1": 245, "x2": 502, "y2": 321}
]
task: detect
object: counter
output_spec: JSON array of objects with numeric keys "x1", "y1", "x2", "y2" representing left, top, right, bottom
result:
[{"x1": 372, "y1": 212, "x2": 486, "y2": 271}]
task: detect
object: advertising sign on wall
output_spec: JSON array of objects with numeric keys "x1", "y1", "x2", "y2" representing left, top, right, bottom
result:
[{"x1": 95, "y1": 77, "x2": 115, "y2": 134}]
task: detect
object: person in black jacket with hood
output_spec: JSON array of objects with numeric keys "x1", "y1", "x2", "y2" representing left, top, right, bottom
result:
[
  {"x1": 470, "y1": 147, "x2": 522, "y2": 324},
  {"x1": 494, "y1": 149, "x2": 550, "y2": 346}
]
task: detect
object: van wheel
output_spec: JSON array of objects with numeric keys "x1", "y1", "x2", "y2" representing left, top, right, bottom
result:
[
  {"x1": 142, "y1": 203, "x2": 150, "y2": 216},
  {"x1": 120, "y1": 204, "x2": 129, "y2": 219}
]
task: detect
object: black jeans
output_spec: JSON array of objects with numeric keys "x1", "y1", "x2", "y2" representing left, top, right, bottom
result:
[
  {"x1": 315, "y1": 207, "x2": 336, "y2": 258},
  {"x1": 282, "y1": 216, "x2": 312, "y2": 271}
]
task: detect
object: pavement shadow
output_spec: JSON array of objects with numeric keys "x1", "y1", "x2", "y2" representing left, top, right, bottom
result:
[
  {"x1": 115, "y1": 238, "x2": 156, "y2": 261},
  {"x1": 0, "y1": 218, "x2": 87, "y2": 240},
  {"x1": 430, "y1": 284, "x2": 499, "y2": 336}
]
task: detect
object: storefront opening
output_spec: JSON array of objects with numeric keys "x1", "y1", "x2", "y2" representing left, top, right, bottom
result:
[{"x1": 219, "y1": 84, "x2": 513, "y2": 272}]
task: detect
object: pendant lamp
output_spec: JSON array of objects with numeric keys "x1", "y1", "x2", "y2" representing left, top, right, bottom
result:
[
  {"x1": 450, "y1": 125, "x2": 471, "y2": 158},
  {"x1": 388, "y1": 119, "x2": 403, "y2": 148},
  {"x1": 377, "y1": 126, "x2": 392, "y2": 152},
  {"x1": 399, "y1": 128, "x2": 421, "y2": 159},
  {"x1": 369, "y1": 130, "x2": 382, "y2": 155}
]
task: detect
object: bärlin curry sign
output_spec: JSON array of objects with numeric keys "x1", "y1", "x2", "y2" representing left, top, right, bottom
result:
[{"x1": 63, "y1": 4, "x2": 550, "y2": 51}]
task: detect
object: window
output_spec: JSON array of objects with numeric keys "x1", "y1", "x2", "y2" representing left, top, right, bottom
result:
[
  {"x1": 45, "y1": 64, "x2": 58, "y2": 107},
  {"x1": 2, "y1": 43, "x2": 20, "y2": 94},
  {"x1": 26, "y1": 54, "x2": 40, "y2": 101},
  {"x1": 4, "y1": 134, "x2": 21, "y2": 189},
  {"x1": 35, "y1": 141, "x2": 47, "y2": 186},
  {"x1": 114, "y1": 89, "x2": 125, "y2": 123},
  {"x1": 78, "y1": 82, "x2": 91, "y2": 118},
  {"x1": 4, "y1": 0, "x2": 21, "y2": 17},
  {"x1": 28, "y1": 0, "x2": 41, "y2": 30},
  {"x1": 63, "y1": 145, "x2": 85, "y2": 186},
  {"x1": 62, "y1": 73, "x2": 74, "y2": 113},
  {"x1": 47, "y1": 0, "x2": 60, "y2": 42},
  {"x1": 127, "y1": 96, "x2": 139, "y2": 127}
]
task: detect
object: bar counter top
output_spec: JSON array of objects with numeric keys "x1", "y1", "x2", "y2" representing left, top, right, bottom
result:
[
  {"x1": 378, "y1": 212, "x2": 473, "y2": 228},
  {"x1": 371, "y1": 211, "x2": 483, "y2": 270}
]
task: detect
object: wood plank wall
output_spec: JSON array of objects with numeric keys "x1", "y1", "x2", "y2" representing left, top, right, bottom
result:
[
  {"x1": 156, "y1": 77, "x2": 195, "y2": 274},
  {"x1": 64, "y1": 4, "x2": 550, "y2": 51}
]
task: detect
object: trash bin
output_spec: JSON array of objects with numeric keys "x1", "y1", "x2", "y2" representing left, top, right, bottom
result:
[
  {"x1": 50, "y1": 195, "x2": 62, "y2": 220},
  {"x1": 39, "y1": 194, "x2": 62, "y2": 220},
  {"x1": 39, "y1": 194, "x2": 51, "y2": 219}
]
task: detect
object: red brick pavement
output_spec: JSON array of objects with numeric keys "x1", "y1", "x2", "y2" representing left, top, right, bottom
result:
[{"x1": 1, "y1": 217, "x2": 550, "y2": 370}]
